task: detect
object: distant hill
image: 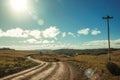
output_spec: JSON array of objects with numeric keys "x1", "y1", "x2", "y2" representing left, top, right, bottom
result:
[
  {"x1": 53, "y1": 48, "x2": 119, "y2": 56},
  {"x1": 0, "y1": 48, "x2": 15, "y2": 50},
  {"x1": 36, "y1": 49, "x2": 52, "y2": 52}
]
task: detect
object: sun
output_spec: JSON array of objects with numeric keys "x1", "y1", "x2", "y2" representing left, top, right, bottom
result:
[{"x1": 10, "y1": 0, "x2": 28, "y2": 13}]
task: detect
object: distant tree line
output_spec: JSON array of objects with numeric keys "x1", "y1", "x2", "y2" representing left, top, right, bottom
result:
[
  {"x1": 53, "y1": 48, "x2": 119, "y2": 56},
  {"x1": 0, "y1": 48, "x2": 15, "y2": 50}
]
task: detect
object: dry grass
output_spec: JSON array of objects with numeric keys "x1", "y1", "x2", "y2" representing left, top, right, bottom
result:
[
  {"x1": 11, "y1": 50, "x2": 119, "y2": 80},
  {"x1": 72, "y1": 50, "x2": 120, "y2": 80},
  {"x1": 0, "y1": 50, "x2": 39, "y2": 78},
  {"x1": 0, "y1": 49, "x2": 119, "y2": 79},
  {"x1": 31, "y1": 52, "x2": 70, "y2": 62}
]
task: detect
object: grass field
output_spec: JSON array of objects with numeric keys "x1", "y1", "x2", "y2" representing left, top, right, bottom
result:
[
  {"x1": 31, "y1": 50, "x2": 120, "y2": 80},
  {"x1": 0, "y1": 49, "x2": 120, "y2": 80},
  {"x1": 0, "y1": 50, "x2": 39, "y2": 78},
  {"x1": 72, "y1": 50, "x2": 120, "y2": 80}
]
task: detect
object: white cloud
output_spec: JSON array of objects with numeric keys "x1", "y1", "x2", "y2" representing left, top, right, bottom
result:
[
  {"x1": 42, "y1": 26, "x2": 60, "y2": 39},
  {"x1": 23, "y1": 38, "x2": 43, "y2": 44},
  {"x1": 25, "y1": 39, "x2": 38, "y2": 44},
  {"x1": 24, "y1": 39, "x2": 55, "y2": 44},
  {"x1": 51, "y1": 40, "x2": 55, "y2": 43},
  {"x1": 0, "y1": 28, "x2": 28, "y2": 38},
  {"x1": 0, "y1": 28, "x2": 41, "y2": 39},
  {"x1": 62, "y1": 32, "x2": 66, "y2": 38},
  {"x1": 0, "y1": 27, "x2": 60, "y2": 39},
  {"x1": 83, "y1": 40, "x2": 107, "y2": 46},
  {"x1": 82, "y1": 39, "x2": 120, "y2": 49},
  {"x1": 30, "y1": 30, "x2": 41, "y2": 39},
  {"x1": 111, "y1": 39, "x2": 120, "y2": 45},
  {"x1": 1, "y1": 38, "x2": 120, "y2": 50},
  {"x1": 68, "y1": 32, "x2": 76, "y2": 37},
  {"x1": 42, "y1": 40, "x2": 50, "y2": 44},
  {"x1": 42, "y1": 40, "x2": 55, "y2": 44},
  {"x1": 77, "y1": 28, "x2": 90, "y2": 35},
  {"x1": 91, "y1": 29, "x2": 101, "y2": 35},
  {"x1": 0, "y1": 29, "x2": 2, "y2": 33}
]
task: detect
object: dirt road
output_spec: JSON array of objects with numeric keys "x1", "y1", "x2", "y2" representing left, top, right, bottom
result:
[{"x1": 1, "y1": 57, "x2": 81, "y2": 80}]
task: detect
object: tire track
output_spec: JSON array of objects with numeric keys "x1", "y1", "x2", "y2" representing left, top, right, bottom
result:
[
  {"x1": 66, "y1": 64, "x2": 74, "y2": 80},
  {"x1": 1, "y1": 57, "x2": 48, "y2": 80},
  {"x1": 45, "y1": 62, "x2": 74, "y2": 80},
  {"x1": 46, "y1": 62, "x2": 65, "y2": 80},
  {"x1": 49, "y1": 62, "x2": 74, "y2": 80},
  {"x1": 24, "y1": 62, "x2": 52, "y2": 80},
  {"x1": 29, "y1": 62, "x2": 58, "y2": 80},
  {"x1": 44, "y1": 62, "x2": 60, "y2": 80},
  {"x1": 1, "y1": 57, "x2": 80, "y2": 80},
  {"x1": 62, "y1": 62, "x2": 71, "y2": 80},
  {"x1": 10, "y1": 63, "x2": 50, "y2": 80},
  {"x1": 2, "y1": 63, "x2": 45, "y2": 80}
]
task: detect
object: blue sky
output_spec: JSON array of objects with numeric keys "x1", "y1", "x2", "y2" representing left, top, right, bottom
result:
[{"x1": 0, "y1": 0, "x2": 120, "y2": 50}]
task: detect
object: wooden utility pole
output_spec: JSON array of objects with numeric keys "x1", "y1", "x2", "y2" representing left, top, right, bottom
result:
[{"x1": 102, "y1": 15, "x2": 113, "y2": 61}]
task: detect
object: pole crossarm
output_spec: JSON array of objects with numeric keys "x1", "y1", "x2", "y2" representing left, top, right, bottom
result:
[{"x1": 102, "y1": 16, "x2": 113, "y2": 19}]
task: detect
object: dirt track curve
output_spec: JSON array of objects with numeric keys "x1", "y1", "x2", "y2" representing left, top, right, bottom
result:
[{"x1": 1, "y1": 57, "x2": 81, "y2": 80}]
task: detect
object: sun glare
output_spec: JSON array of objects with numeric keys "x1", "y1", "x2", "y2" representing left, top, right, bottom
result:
[{"x1": 10, "y1": 0, "x2": 28, "y2": 13}]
